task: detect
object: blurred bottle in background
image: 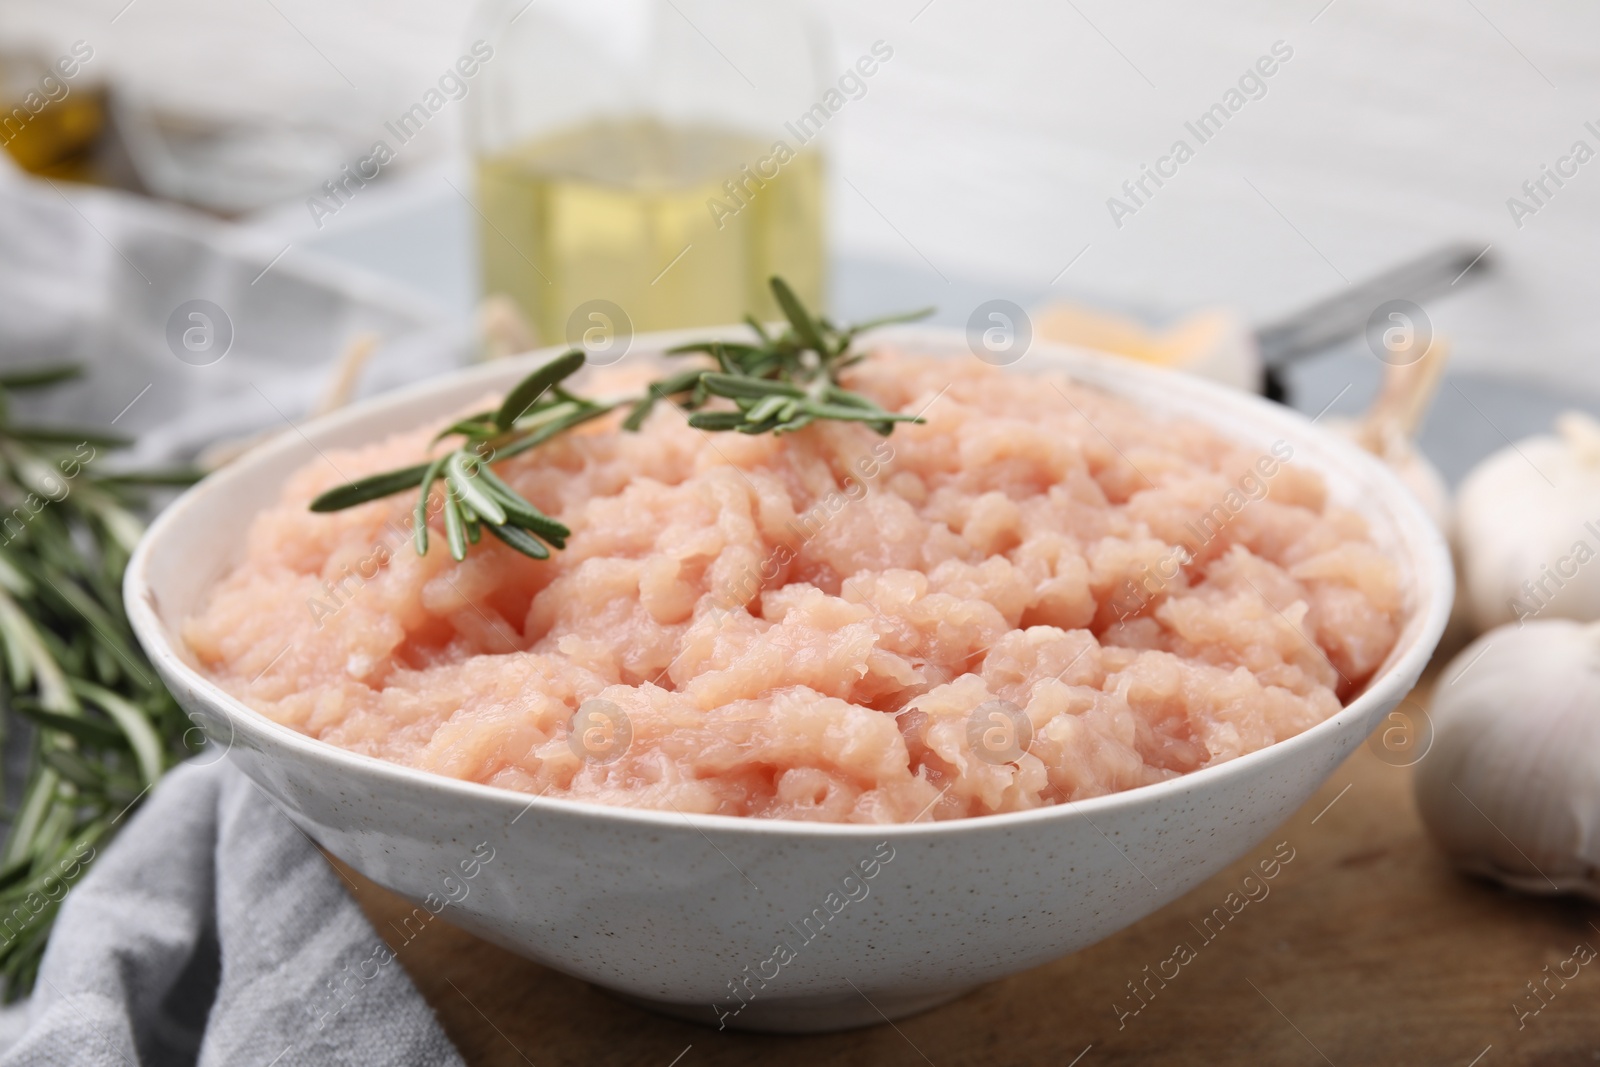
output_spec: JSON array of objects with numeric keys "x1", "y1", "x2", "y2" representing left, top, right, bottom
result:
[
  {"x1": 467, "y1": 0, "x2": 827, "y2": 345},
  {"x1": 0, "y1": 48, "x2": 102, "y2": 179}
]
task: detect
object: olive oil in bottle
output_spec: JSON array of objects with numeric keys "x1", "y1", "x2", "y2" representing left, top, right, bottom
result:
[
  {"x1": 0, "y1": 52, "x2": 103, "y2": 179},
  {"x1": 475, "y1": 117, "x2": 825, "y2": 345}
]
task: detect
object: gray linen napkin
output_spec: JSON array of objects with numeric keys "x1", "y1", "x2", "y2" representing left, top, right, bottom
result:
[{"x1": 0, "y1": 760, "x2": 465, "y2": 1067}]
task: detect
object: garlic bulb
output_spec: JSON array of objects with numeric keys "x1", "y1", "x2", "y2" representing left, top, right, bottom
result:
[
  {"x1": 1456, "y1": 411, "x2": 1600, "y2": 631},
  {"x1": 1414, "y1": 620, "x2": 1600, "y2": 898},
  {"x1": 1326, "y1": 336, "x2": 1452, "y2": 533}
]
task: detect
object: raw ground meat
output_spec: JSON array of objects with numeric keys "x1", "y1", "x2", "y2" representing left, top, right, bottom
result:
[{"x1": 184, "y1": 350, "x2": 1403, "y2": 823}]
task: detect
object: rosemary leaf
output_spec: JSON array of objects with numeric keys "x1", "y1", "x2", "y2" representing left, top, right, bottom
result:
[
  {"x1": 432, "y1": 415, "x2": 499, "y2": 444},
  {"x1": 484, "y1": 521, "x2": 550, "y2": 560},
  {"x1": 470, "y1": 465, "x2": 569, "y2": 546},
  {"x1": 495, "y1": 349, "x2": 587, "y2": 429},
  {"x1": 445, "y1": 453, "x2": 507, "y2": 527},
  {"x1": 72, "y1": 681, "x2": 164, "y2": 788},
  {"x1": 0, "y1": 593, "x2": 71, "y2": 711},
  {"x1": 414, "y1": 456, "x2": 447, "y2": 556},
  {"x1": 484, "y1": 405, "x2": 614, "y2": 469},
  {"x1": 29, "y1": 802, "x2": 71, "y2": 868},
  {"x1": 685, "y1": 411, "x2": 748, "y2": 431},
  {"x1": 0, "y1": 600, "x2": 34, "y2": 691},
  {"x1": 802, "y1": 402, "x2": 924, "y2": 425},
  {"x1": 0, "y1": 553, "x2": 31, "y2": 598},
  {"x1": 1, "y1": 767, "x2": 56, "y2": 870},
  {"x1": 620, "y1": 397, "x2": 655, "y2": 433},
  {"x1": 700, "y1": 374, "x2": 806, "y2": 401},
  {"x1": 769, "y1": 276, "x2": 828, "y2": 355},
  {"x1": 734, "y1": 416, "x2": 782, "y2": 435},
  {"x1": 742, "y1": 314, "x2": 772, "y2": 345},
  {"x1": 664, "y1": 341, "x2": 765, "y2": 359},
  {"x1": 630, "y1": 368, "x2": 708, "y2": 424},
  {"x1": 6, "y1": 427, "x2": 130, "y2": 449},
  {"x1": 0, "y1": 366, "x2": 82, "y2": 390},
  {"x1": 443, "y1": 490, "x2": 468, "y2": 562},
  {"x1": 41, "y1": 749, "x2": 101, "y2": 793},
  {"x1": 744, "y1": 395, "x2": 791, "y2": 424},
  {"x1": 10, "y1": 703, "x2": 125, "y2": 750},
  {"x1": 819, "y1": 385, "x2": 882, "y2": 409},
  {"x1": 0, "y1": 856, "x2": 28, "y2": 895},
  {"x1": 309, "y1": 462, "x2": 431, "y2": 512}
]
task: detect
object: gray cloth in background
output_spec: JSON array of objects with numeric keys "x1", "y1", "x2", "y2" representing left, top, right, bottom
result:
[
  {"x1": 0, "y1": 160, "x2": 470, "y2": 471},
  {"x1": 0, "y1": 761, "x2": 465, "y2": 1067}
]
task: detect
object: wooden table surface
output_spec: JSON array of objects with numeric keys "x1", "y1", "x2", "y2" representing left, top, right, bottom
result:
[{"x1": 341, "y1": 677, "x2": 1600, "y2": 1066}]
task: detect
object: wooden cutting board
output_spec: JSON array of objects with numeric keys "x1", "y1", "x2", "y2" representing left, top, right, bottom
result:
[{"x1": 339, "y1": 677, "x2": 1600, "y2": 1066}]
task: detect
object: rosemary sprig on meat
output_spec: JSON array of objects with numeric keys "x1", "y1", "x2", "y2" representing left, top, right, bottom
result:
[
  {"x1": 0, "y1": 366, "x2": 198, "y2": 999},
  {"x1": 310, "y1": 277, "x2": 932, "y2": 562}
]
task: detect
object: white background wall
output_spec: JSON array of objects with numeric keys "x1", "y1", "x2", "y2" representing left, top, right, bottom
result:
[
  {"x1": 3, "y1": 0, "x2": 1597, "y2": 391},
  {"x1": 820, "y1": 0, "x2": 1600, "y2": 393}
]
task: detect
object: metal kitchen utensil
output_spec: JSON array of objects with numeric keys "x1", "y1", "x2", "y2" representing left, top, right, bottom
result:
[{"x1": 1256, "y1": 242, "x2": 1493, "y2": 402}]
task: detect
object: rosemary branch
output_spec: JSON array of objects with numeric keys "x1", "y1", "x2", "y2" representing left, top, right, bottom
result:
[
  {"x1": 0, "y1": 365, "x2": 199, "y2": 1000},
  {"x1": 310, "y1": 277, "x2": 933, "y2": 562}
]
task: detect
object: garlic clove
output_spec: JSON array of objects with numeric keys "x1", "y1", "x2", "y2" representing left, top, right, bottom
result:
[
  {"x1": 1325, "y1": 417, "x2": 1452, "y2": 532},
  {"x1": 1414, "y1": 619, "x2": 1600, "y2": 898},
  {"x1": 1456, "y1": 411, "x2": 1600, "y2": 631},
  {"x1": 479, "y1": 293, "x2": 536, "y2": 361},
  {"x1": 1556, "y1": 409, "x2": 1600, "y2": 466},
  {"x1": 1324, "y1": 338, "x2": 1453, "y2": 534}
]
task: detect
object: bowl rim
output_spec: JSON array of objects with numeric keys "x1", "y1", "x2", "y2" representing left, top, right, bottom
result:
[{"x1": 126, "y1": 325, "x2": 1455, "y2": 840}]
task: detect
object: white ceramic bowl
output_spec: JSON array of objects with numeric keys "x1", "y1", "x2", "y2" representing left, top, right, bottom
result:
[{"x1": 126, "y1": 328, "x2": 1453, "y2": 1033}]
